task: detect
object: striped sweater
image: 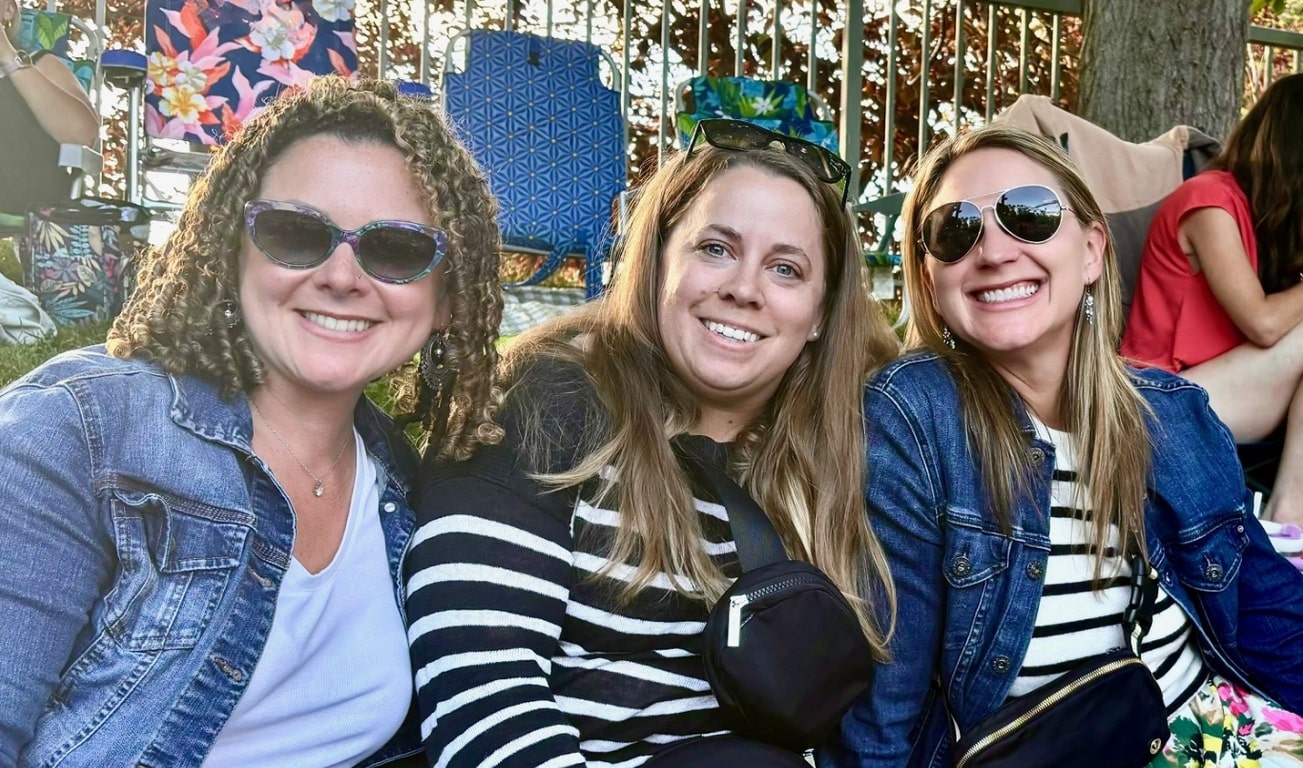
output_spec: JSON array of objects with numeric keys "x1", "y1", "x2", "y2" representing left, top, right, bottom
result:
[
  {"x1": 405, "y1": 361, "x2": 740, "y2": 767},
  {"x1": 1007, "y1": 419, "x2": 1206, "y2": 713}
]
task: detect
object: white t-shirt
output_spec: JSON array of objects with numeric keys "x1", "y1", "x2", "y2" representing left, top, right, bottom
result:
[{"x1": 204, "y1": 432, "x2": 412, "y2": 767}]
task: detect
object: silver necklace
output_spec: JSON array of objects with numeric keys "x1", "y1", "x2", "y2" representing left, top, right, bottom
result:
[{"x1": 249, "y1": 398, "x2": 351, "y2": 497}]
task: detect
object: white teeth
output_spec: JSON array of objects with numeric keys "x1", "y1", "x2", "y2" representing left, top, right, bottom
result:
[
  {"x1": 977, "y1": 282, "x2": 1040, "y2": 304},
  {"x1": 303, "y1": 311, "x2": 375, "y2": 333},
  {"x1": 703, "y1": 320, "x2": 759, "y2": 343}
]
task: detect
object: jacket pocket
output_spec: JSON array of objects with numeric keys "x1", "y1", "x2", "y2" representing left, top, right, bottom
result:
[
  {"x1": 1167, "y1": 511, "x2": 1249, "y2": 593},
  {"x1": 105, "y1": 488, "x2": 250, "y2": 651},
  {"x1": 942, "y1": 511, "x2": 1011, "y2": 588}
]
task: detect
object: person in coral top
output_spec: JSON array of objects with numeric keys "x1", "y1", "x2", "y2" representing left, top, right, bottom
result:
[{"x1": 1122, "y1": 73, "x2": 1303, "y2": 527}]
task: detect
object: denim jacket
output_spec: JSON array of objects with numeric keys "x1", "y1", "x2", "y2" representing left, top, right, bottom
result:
[
  {"x1": 0, "y1": 348, "x2": 422, "y2": 768},
  {"x1": 823, "y1": 351, "x2": 1303, "y2": 768}
]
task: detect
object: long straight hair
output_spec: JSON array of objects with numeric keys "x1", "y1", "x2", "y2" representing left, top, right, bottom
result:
[
  {"x1": 1209, "y1": 72, "x2": 1303, "y2": 294},
  {"x1": 901, "y1": 126, "x2": 1153, "y2": 578},
  {"x1": 505, "y1": 144, "x2": 900, "y2": 657}
]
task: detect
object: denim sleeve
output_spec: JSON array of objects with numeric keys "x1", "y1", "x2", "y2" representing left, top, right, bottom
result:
[
  {"x1": 0, "y1": 383, "x2": 113, "y2": 762},
  {"x1": 823, "y1": 383, "x2": 948, "y2": 768}
]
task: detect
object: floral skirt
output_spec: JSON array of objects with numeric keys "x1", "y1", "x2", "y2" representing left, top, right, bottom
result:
[{"x1": 1149, "y1": 674, "x2": 1303, "y2": 767}]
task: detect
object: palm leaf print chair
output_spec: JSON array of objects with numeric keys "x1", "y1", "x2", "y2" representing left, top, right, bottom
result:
[{"x1": 674, "y1": 75, "x2": 839, "y2": 153}]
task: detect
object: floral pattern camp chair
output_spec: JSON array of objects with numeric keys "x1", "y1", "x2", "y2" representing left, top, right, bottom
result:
[
  {"x1": 674, "y1": 75, "x2": 839, "y2": 153},
  {"x1": 101, "y1": 0, "x2": 357, "y2": 207},
  {"x1": 143, "y1": 0, "x2": 357, "y2": 145}
]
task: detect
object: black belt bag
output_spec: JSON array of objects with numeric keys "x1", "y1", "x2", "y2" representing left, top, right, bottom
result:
[
  {"x1": 951, "y1": 556, "x2": 1170, "y2": 768},
  {"x1": 676, "y1": 442, "x2": 874, "y2": 754}
]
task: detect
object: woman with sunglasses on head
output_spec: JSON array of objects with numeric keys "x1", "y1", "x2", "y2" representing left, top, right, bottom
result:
[
  {"x1": 826, "y1": 125, "x2": 1303, "y2": 768},
  {"x1": 1123, "y1": 74, "x2": 1303, "y2": 528},
  {"x1": 0, "y1": 77, "x2": 502, "y2": 767},
  {"x1": 405, "y1": 118, "x2": 900, "y2": 768}
]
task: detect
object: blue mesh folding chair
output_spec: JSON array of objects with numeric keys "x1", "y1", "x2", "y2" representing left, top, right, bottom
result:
[{"x1": 441, "y1": 29, "x2": 626, "y2": 299}]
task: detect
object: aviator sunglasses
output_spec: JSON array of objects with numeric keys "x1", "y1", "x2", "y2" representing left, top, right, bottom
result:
[
  {"x1": 686, "y1": 118, "x2": 853, "y2": 204},
  {"x1": 244, "y1": 199, "x2": 449, "y2": 284},
  {"x1": 920, "y1": 184, "x2": 1074, "y2": 264}
]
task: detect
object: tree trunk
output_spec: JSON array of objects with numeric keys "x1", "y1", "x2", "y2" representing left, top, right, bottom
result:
[{"x1": 1079, "y1": 0, "x2": 1250, "y2": 142}]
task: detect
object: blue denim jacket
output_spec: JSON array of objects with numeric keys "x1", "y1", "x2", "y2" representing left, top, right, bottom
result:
[
  {"x1": 0, "y1": 348, "x2": 422, "y2": 767},
  {"x1": 824, "y1": 351, "x2": 1303, "y2": 768}
]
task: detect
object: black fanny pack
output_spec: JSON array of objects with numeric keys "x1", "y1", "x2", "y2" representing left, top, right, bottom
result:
[
  {"x1": 951, "y1": 556, "x2": 1170, "y2": 768},
  {"x1": 676, "y1": 442, "x2": 874, "y2": 753}
]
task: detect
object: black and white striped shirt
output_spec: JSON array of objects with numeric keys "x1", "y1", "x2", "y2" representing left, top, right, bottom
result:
[
  {"x1": 1007, "y1": 419, "x2": 1206, "y2": 713},
  {"x1": 406, "y1": 362, "x2": 738, "y2": 767}
]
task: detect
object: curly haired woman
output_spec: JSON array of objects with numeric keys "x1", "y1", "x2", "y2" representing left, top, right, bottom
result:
[{"x1": 0, "y1": 77, "x2": 502, "y2": 767}]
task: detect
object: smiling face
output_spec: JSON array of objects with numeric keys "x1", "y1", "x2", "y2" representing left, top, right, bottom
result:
[
  {"x1": 238, "y1": 133, "x2": 445, "y2": 402},
  {"x1": 924, "y1": 147, "x2": 1105, "y2": 374},
  {"x1": 656, "y1": 164, "x2": 826, "y2": 433}
]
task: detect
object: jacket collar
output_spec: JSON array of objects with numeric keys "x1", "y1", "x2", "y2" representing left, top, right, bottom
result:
[{"x1": 167, "y1": 373, "x2": 414, "y2": 495}]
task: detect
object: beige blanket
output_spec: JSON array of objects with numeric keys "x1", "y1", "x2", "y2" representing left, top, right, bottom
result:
[{"x1": 993, "y1": 95, "x2": 1220, "y2": 312}]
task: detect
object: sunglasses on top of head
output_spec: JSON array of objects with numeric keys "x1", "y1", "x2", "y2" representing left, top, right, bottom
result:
[
  {"x1": 244, "y1": 199, "x2": 449, "y2": 285},
  {"x1": 685, "y1": 118, "x2": 853, "y2": 204},
  {"x1": 920, "y1": 184, "x2": 1075, "y2": 264}
]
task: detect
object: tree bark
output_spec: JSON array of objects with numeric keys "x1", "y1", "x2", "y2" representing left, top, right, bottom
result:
[{"x1": 1079, "y1": 0, "x2": 1250, "y2": 142}]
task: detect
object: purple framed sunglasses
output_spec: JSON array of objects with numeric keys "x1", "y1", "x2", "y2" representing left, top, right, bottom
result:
[{"x1": 244, "y1": 199, "x2": 448, "y2": 284}]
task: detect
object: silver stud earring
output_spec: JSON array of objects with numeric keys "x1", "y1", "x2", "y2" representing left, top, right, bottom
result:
[
  {"x1": 1084, "y1": 292, "x2": 1096, "y2": 326},
  {"x1": 809, "y1": 328, "x2": 820, "y2": 341},
  {"x1": 942, "y1": 327, "x2": 956, "y2": 350},
  {"x1": 218, "y1": 300, "x2": 241, "y2": 329}
]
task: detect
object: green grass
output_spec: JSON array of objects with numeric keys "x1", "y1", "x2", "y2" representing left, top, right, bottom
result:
[
  {"x1": 0, "y1": 320, "x2": 111, "y2": 387},
  {"x1": 1, "y1": 240, "x2": 114, "y2": 387}
]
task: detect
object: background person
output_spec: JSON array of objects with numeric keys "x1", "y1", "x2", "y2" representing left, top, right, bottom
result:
[
  {"x1": 1123, "y1": 73, "x2": 1303, "y2": 527},
  {"x1": 828, "y1": 125, "x2": 1303, "y2": 768},
  {"x1": 405, "y1": 119, "x2": 900, "y2": 767},
  {"x1": 0, "y1": 0, "x2": 98, "y2": 212},
  {"x1": 0, "y1": 77, "x2": 502, "y2": 767}
]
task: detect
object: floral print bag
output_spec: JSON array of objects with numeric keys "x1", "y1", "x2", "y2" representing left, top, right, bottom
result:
[{"x1": 19, "y1": 199, "x2": 149, "y2": 327}]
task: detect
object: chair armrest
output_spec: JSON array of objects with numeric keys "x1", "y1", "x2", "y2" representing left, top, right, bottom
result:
[{"x1": 58, "y1": 143, "x2": 102, "y2": 197}]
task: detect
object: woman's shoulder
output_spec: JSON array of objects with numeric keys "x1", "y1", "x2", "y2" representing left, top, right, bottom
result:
[
  {"x1": 1166, "y1": 170, "x2": 1249, "y2": 213},
  {"x1": 4, "y1": 346, "x2": 169, "y2": 400},
  {"x1": 1126, "y1": 365, "x2": 1231, "y2": 439},
  {"x1": 868, "y1": 349, "x2": 955, "y2": 394}
]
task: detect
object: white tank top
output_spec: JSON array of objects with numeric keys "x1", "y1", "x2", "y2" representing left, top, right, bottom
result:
[{"x1": 203, "y1": 432, "x2": 411, "y2": 767}]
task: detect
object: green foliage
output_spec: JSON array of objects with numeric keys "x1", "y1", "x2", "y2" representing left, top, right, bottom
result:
[
  {"x1": 1252, "y1": 0, "x2": 1286, "y2": 15},
  {"x1": 0, "y1": 240, "x2": 19, "y2": 285}
]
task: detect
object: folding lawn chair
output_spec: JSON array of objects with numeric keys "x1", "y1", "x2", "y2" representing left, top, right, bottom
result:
[{"x1": 441, "y1": 28, "x2": 626, "y2": 299}]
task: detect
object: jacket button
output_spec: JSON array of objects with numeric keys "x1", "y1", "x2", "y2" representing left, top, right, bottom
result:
[
  {"x1": 992, "y1": 656, "x2": 1011, "y2": 674},
  {"x1": 383, "y1": 502, "x2": 397, "y2": 513},
  {"x1": 1026, "y1": 561, "x2": 1043, "y2": 580},
  {"x1": 951, "y1": 555, "x2": 973, "y2": 578},
  {"x1": 1028, "y1": 447, "x2": 1045, "y2": 465},
  {"x1": 212, "y1": 656, "x2": 245, "y2": 683},
  {"x1": 1206, "y1": 563, "x2": 1224, "y2": 582}
]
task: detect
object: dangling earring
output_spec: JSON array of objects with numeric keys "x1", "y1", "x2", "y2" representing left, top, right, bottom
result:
[
  {"x1": 1083, "y1": 291, "x2": 1096, "y2": 326},
  {"x1": 218, "y1": 300, "x2": 241, "y2": 329},
  {"x1": 942, "y1": 327, "x2": 956, "y2": 350},
  {"x1": 419, "y1": 330, "x2": 453, "y2": 398}
]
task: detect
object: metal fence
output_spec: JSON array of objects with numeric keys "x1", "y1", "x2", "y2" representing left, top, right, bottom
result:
[{"x1": 361, "y1": 0, "x2": 1303, "y2": 207}]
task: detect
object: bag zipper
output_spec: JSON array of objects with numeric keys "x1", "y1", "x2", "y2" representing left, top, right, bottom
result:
[
  {"x1": 726, "y1": 573, "x2": 820, "y2": 647},
  {"x1": 954, "y1": 655, "x2": 1145, "y2": 768}
]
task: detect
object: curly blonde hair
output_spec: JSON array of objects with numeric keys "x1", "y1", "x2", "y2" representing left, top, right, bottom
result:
[{"x1": 107, "y1": 76, "x2": 503, "y2": 460}]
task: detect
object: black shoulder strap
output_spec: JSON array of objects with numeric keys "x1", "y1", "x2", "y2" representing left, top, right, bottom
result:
[
  {"x1": 673, "y1": 443, "x2": 788, "y2": 572},
  {"x1": 1123, "y1": 554, "x2": 1159, "y2": 654}
]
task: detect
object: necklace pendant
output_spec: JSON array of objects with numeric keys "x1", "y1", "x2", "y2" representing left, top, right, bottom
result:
[{"x1": 313, "y1": 482, "x2": 325, "y2": 497}]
